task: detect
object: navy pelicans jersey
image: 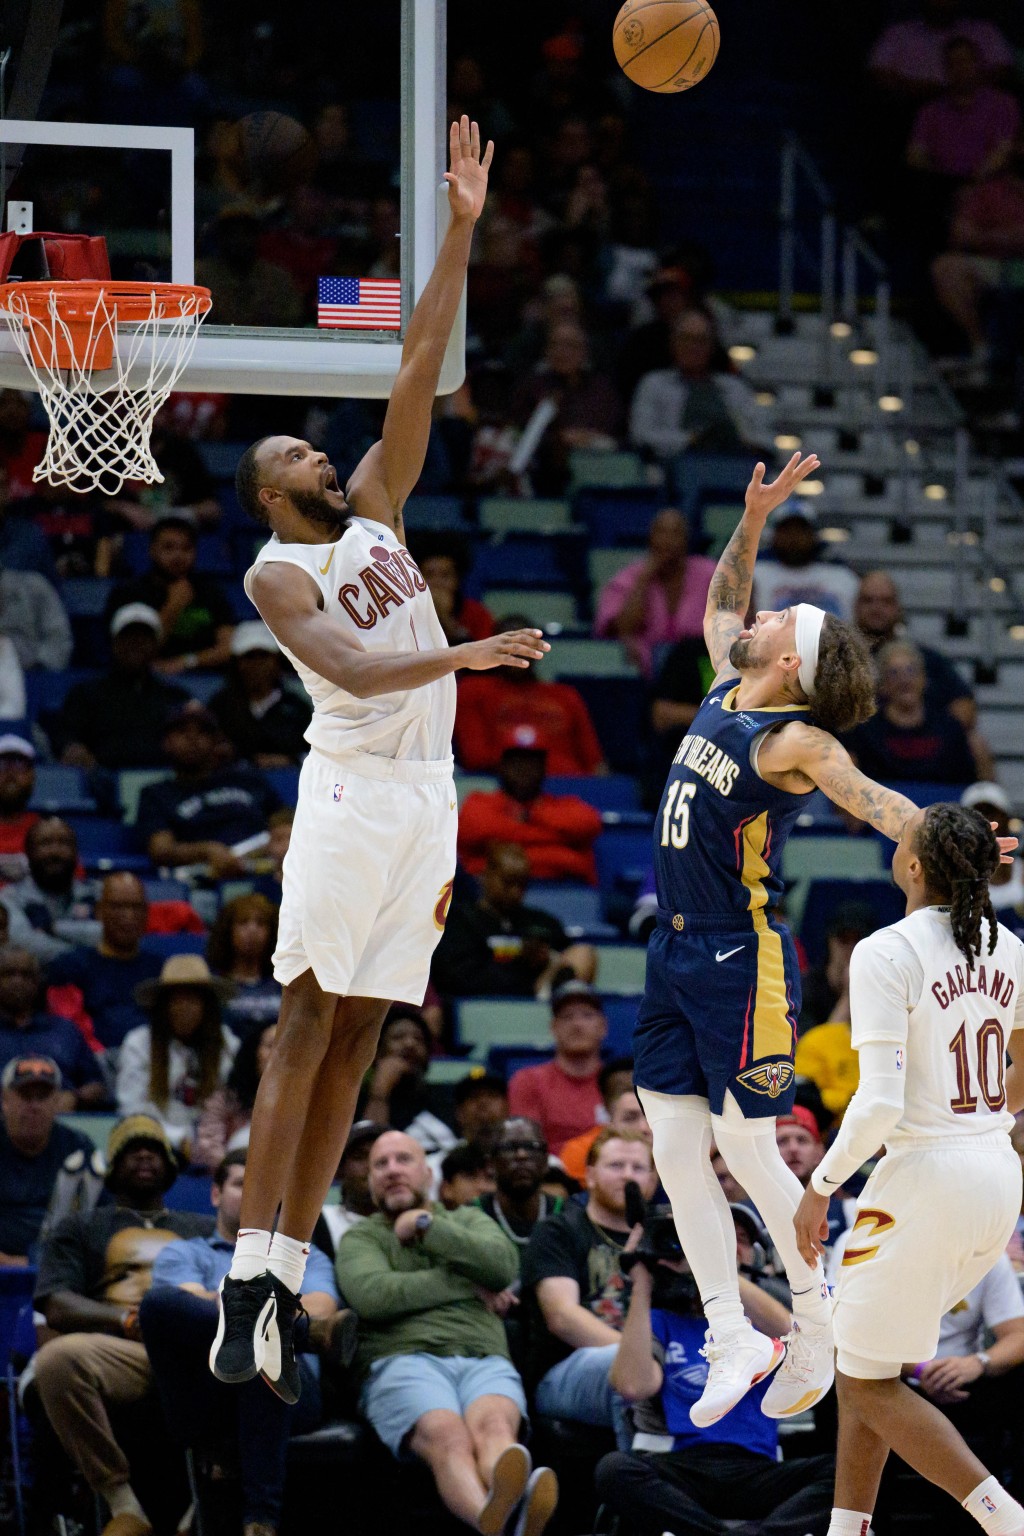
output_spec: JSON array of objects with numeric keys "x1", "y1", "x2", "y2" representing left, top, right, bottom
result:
[
  {"x1": 636, "y1": 677, "x2": 813, "y2": 1115},
  {"x1": 653, "y1": 678, "x2": 811, "y2": 920}
]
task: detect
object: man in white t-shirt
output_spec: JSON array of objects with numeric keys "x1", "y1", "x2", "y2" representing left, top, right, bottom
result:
[
  {"x1": 210, "y1": 120, "x2": 549, "y2": 1406},
  {"x1": 794, "y1": 801, "x2": 1024, "y2": 1536},
  {"x1": 753, "y1": 505, "x2": 859, "y2": 622}
]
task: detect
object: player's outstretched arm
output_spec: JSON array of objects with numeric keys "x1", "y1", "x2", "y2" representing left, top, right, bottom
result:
[
  {"x1": 346, "y1": 116, "x2": 493, "y2": 542},
  {"x1": 758, "y1": 722, "x2": 919, "y2": 841},
  {"x1": 703, "y1": 451, "x2": 820, "y2": 675},
  {"x1": 250, "y1": 563, "x2": 547, "y2": 699}
]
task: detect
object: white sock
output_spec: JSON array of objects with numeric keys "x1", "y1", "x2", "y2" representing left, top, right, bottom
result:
[
  {"x1": 827, "y1": 1512, "x2": 872, "y2": 1536},
  {"x1": 963, "y1": 1475, "x2": 1024, "y2": 1533},
  {"x1": 228, "y1": 1227, "x2": 272, "y2": 1282},
  {"x1": 639, "y1": 1090, "x2": 747, "y2": 1338},
  {"x1": 106, "y1": 1485, "x2": 146, "y2": 1521},
  {"x1": 267, "y1": 1230, "x2": 309, "y2": 1295}
]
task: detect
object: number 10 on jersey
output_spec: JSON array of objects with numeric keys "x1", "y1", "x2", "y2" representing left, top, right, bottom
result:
[{"x1": 662, "y1": 781, "x2": 697, "y2": 849}]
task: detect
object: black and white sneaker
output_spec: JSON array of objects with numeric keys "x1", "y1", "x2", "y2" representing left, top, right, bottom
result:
[
  {"x1": 259, "y1": 1275, "x2": 304, "y2": 1405},
  {"x1": 209, "y1": 1272, "x2": 277, "y2": 1384}
]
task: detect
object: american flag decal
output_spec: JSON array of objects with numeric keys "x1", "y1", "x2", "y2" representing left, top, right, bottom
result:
[{"x1": 318, "y1": 277, "x2": 401, "y2": 330}]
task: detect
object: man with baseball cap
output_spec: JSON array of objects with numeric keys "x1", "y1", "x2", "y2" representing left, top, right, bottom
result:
[
  {"x1": 104, "y1": 510, "x2": 235, "y2": 675},
  {"x1": 0, "y1": 1055, "x2": 96, "y2": 1263},
  {"x1": 508, "y1": 980, "x2": 608, "y2": 1153},
  {"x1": 58, "y1": 605, "x2": 190, "y2": 770},
  {"x1": 209, "y1": 620, "x2": 311, "y2": 767},
  {"x1": 0, "y1": 732, "x2": 37, "y2": 864},
  {"x1": 31, "y1": 1114, "x2": 211, "y2": 1536}
]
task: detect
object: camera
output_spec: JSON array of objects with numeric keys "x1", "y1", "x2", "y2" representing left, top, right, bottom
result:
[{"x1": 620, "y1": 1184, "x2": 701, "y2": 1310}]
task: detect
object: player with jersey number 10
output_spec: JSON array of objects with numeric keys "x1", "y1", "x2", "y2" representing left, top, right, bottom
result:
[
  {"x1": 208, "y1": 120, "x2": 551, "y2": 1416},
  {"x1": 795, "y1": 802, "x2": 1024, "y2": 1536}
]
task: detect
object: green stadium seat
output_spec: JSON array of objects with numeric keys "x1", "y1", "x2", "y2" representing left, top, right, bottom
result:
[
  {"x1": 702, "y1": 503, "x2": 744, "y2": 557},
  {"x1": 60, "y1": 1113, "x2": 118, "y2": 1152},
  {"x1": 483, "y1": 590, "x2": 578, "y2": 628},
  {"x1": 540, "y1": 638, "x2": 639, "y2": 680},
  {"x1": 595, "y1": 944, "x2": 648, "y2": 993},
  {"x1": 782, "y1": 836, "x2": 886, "y2": 926},
  {"x1": 455, "y1": 774, "x2": 498, "y2": 806},
  {"x1": 118, "y1": 769, "x2": 172, "y2": 825},
  {"x1": 426, "y1": 1058, "x2": 477, "y2": 1085},
  {"x1": 569, "y1": 450, "x2": 649, "y2": 491},
  {"x1": 588, "y1": 548, "x2": 644, "y2": 593},
  {"x1": 455, "y1": 999, "x2": 551, "y2": 1060},
  {"x1": 478, "y1": 498, "x2": 574, "y2": 534}
]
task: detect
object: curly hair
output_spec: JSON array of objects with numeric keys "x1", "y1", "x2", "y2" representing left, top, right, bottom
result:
[
  {"x1": 206, "y1": 893, "x2": 279, "y2": 979},
  {"x1": 915, "y1": 802, "x2": 1000, "y2": 969},
  {"x1": 235, "y1": 438, "x2": 271, "y2": 524},
  {"x1": 810, "y1": 615, "x2": 877, "y2": 734}
]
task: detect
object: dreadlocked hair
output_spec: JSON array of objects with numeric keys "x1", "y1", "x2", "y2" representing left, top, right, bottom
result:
[
  {"x1": 915, "y1": 802, "x2": 1001, "y2": 969},
  {"x1": 808, "y1": 615, "x2": 877, "y2": 734}
]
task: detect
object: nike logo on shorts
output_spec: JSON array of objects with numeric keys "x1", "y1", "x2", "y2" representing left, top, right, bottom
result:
[{"x1": 715, "y1": 946, "x2": 744, "y2": 963}]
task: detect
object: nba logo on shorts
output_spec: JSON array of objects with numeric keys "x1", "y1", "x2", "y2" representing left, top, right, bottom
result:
[
  {"x1": 895, "y1": 1048, "x2": 904, "y2": 1071},
  {"x1": 333, "y1": 784, "x2": 344, "y2": 801},
  {"x1": 982, "y1": 1496, "x2": 998, "y2": 1515}
]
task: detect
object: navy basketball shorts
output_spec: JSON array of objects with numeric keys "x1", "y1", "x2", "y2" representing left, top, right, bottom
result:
[{"x1": 634, "y1": 909, "x2": 801, "y2": 1119}]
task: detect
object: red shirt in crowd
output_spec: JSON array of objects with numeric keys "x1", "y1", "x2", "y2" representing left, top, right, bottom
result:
[
  {"x1": 458, "y1": 788, "x2": 602, "y2": 884},
  {"x1": 507, "y1": 1058, "x2": 603, "y2": 1154},
  {"x1": 454, "y1": 674, "x2": 605, "y2": 775},
  {"x1": 0, "y1": 811, "x2": 39, "y2": 860}
]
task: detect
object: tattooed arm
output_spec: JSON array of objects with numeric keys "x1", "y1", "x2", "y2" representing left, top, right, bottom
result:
[
  {"x1": 703, "y1": 451, "x2": 821, "y2": 676},
  {"x1": 758, "y1": 722, "x2": 918, "y2": 841}
]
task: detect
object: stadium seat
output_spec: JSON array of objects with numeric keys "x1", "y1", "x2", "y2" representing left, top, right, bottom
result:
[
  {"x1": 455, "y1": 998, "x2": 550, "y2": 1059},
  {"x1": 701, "y1": 502, "x2": 743, "y2": 556},
  {"x1": 527, "y1": 884, "x2": 618, "y2": 939},
  {"x1": 566, "y1": 677, "x2": 648, "y2": 774},
  {"x1": 25, "y1": 668, "x2": 99, "y2": 719},
  {"x1": 483, "y1": 589, "x2": 578, "y2": 628},
  {"x1": 425, "y1": 1058, "x2": 475, "y2": 1085},
  {"x1": 141, "y1": 879, "x2": 193, "y2": 905},
  {"x1": 546, "y1": 775, "x2": 640, "y2": 813},
  {"x1": 165, "y1": 1173, "x2": 214, "y2": 1213},
  {"x1": 31, "y1": 766, "x2": 96, "y2": 814},
  {"x1": 196, "y1": 440, "x2": 249, "y2": 479},
  {"x1": 601, "y1": 995, "x2": 641, "y2": 1056},
  {"x1": 594, "y1": 825, "x2": 654, "y2": 904},
  {"x1": 118, "y1": 769, "x2": 172, "y2": 824},
  {"x1": 487, "y1": 1045, "x2": 553, "y2": 1080},
  {"x1": 472, "y1": 541, "x2": 568, "y2": 590},
  {"x1": 569, "y1": 449, "x2": 650, "y2": 491},
  {"x1": 402, "y1": 494, "x2": 468, "y2": 530},
  {"x1": 575, "y1": 491, "x2": 660, "y2": 548},
  {"x1": 59, "y1": 1112, "x2": 118, "y2": 1150},
  {"x1": 594, "y1": 944, "x2": 648, "y2": 993},
  {"x1": 264, "y1": 767, "x2": 301, "y2": 806},
  {"x1": 61, "y1": 578, "x2": 111, "y2": 617},
  {"x1": 178, "y1": 674, "x2": 224, "y2": 705},
  {"x1": 799, "y1": 878, "x2": 903, "y2": 967},
  {"x1": 782, "y1": 836, "x2": 885, "y2": 885},
  {"x1": 478, "y1": 498, "x2": 573, "y2": 535},
  {"x1": 455, "y1": 773, "x2": 498, "y2": 806},
  {"x1": 587, "y1": 547, "x2": 644, "y2": 593},
  {"x1": 140, "y1": 932, "x2": 207, "y2": 958},
  {"x1": 66, "y1": 818, "x2": 137, "y2": 858},
  {"x1": 539, "y1": 638, "x2": 638, "y2": 680}
]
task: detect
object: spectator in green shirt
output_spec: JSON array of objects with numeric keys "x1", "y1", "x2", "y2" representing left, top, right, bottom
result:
[{"x1": 335, "y1": 1129, "x2": 558, "y2": 1536}]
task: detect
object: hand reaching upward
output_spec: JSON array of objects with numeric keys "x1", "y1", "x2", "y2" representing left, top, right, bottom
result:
[
  {"x1": 744, "y1": 451, "x2": 821, "y2": 527},
  {"x1": 444, "y1": 115, "x2": 494, "y2": 223}
]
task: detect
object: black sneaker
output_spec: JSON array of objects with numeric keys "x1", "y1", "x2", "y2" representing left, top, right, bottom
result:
[
  {"x1": 209, "y1": 1272, "x2": 277, "y2": 1384},
  {"x1": 259, "y1": 1275, "x2": 304, "y2": 1404}
]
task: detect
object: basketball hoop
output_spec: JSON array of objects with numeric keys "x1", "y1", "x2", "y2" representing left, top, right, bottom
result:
[{"x1": 0, "y1": 280, "x2": 212, "y2": 496}]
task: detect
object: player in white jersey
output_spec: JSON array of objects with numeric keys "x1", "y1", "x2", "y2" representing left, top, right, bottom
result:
[
  {"x1": 794, "y1": 802, "x2": 1024, "y2": 1536},
  {"x1": 209, "y1": 120, "x2": 549, "y2": 1409}
]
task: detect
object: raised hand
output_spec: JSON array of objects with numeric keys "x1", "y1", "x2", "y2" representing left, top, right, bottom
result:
[
  {"x1": 744, "y1": 451, "x2": 821, "y2": 526},
  {"x1": 444, "y1": 115, "x2": 494, "y2": 223}
]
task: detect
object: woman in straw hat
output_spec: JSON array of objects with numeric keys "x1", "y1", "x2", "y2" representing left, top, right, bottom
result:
[{"x1": 116, "y1": 955, "x2": 239, "y2": 1157}]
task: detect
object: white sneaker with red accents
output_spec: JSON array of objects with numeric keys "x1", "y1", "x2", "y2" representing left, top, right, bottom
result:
[
  {"x1": 689, "y1": 1325, "x2": 785, "y2": 1428},
  {"x1": 761, "y1": 1313, "x2": 835, "y2": 1418}
]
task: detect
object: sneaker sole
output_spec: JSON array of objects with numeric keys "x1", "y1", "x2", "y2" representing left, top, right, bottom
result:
[
  {"x1": 689, "y1": 1336, "x2": 786, "y2": 1428},
  {"x1": 479, "y1": 1444, "x2": 531, "y2": 1536},
  {"x1": 208, "y1": 1281, "x2": 274, "y2": 1384},
  {"x1": 760, "y1": 1365, "x2": 835, "y2": 1420},
  {"x1": 513, "y1": 1468, "x2": 558, "y2": 1536}
]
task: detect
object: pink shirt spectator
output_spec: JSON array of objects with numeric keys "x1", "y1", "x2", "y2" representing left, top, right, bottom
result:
[
  {"x1": 870, "y1": 19, "x2": 1013, "y2": 88},
  {"x1": 507, "y1": 1058, "x2": 602, "y2": 1155},
  {"x1": 910, "y1": 88, "x2": 1020, "y2": 179},
  {"x1": 595, "y1": 554, "x2": 716, "y2": 676}
]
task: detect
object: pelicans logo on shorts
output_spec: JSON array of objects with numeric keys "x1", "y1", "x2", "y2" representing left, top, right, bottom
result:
[
  {"x1": 841, "y1": 1208, "x2": 896, "y2": 1267},
  {"x1": 433, "y1": 879, "x2": 454, "y2": 932},
  {"x1": 735, "y1": 1060, "x2": 795, "y2": 1098}
]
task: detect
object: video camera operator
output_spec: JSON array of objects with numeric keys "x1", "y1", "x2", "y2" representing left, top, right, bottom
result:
[{"x1": 596, "y1": 1187, "x2": 834, "y2": 1536}]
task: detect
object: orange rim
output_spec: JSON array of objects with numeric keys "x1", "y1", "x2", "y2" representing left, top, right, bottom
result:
[{"x1": 0, "y1": 279, "x2": 212, "y2": 324}]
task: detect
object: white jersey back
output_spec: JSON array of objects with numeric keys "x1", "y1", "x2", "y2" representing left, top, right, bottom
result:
[
  {"x1": 244, "y1": 516, "x2": 456, "y2": 762},
  {"x1": 849, "y1": 906, "x2": 1024, "y2": 1147}
]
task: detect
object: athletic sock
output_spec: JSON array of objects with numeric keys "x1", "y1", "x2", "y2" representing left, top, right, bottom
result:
[
  {"x1": 106, "y1": 1485, "x2": 147, "y2": 1521},
  {"x1": 826, "y1": 1510, "x2": 872, "y2": 1536},
  {"x1": 267, "y1": 1230, "x2": 309, "y2": 1295},
  {"x1": 790, "y1": 1275, "x2": 833, "y2": 1328},
  {"x1": 228, "y1": 1228, "x2": 272, "y2": 1282},
  {"x1": 962, "y1": 1475, "x2": 1024, "y2": 1533},
  {"x1": 703, "y1": 1294, "x2": 749, "y2": 1340}
]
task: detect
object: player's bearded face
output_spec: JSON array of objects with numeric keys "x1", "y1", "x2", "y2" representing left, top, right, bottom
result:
[
  {"x1": 288, "y1": 485, "x2": 346, "y2": 533},
  {"x1": 728, "y1": 633, "x2": 772, "y2": 673}
]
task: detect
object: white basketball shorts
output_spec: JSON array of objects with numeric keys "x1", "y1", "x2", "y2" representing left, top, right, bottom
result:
[
  {"x1": 273, "y1": 747, "x2": 457, "y2": 1003},
  {"x1": 832, "y1": 1134, "x2": 1022, "y2": 1374}
]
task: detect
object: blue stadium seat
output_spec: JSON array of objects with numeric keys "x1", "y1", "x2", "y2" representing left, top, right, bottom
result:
[
  {"x1": 121, "y1": 531, "x2": 233, "y2": 577},
  {"x1": 470, "y1": 541, "x2": 568, "y2": 590},
  {"x1": 61, "y1": 579, "x2": 111, "y2": 617},
  {"x1": 487, "y1": 1046, "x2": 553, "y2": 1080},
  {"x1": 140, "y1": 879, "x2": 193, "y2": 905},
  {"x1": 140, "y1": 932, "x2": 207, "y2": 958},
  {"x1": 594, "y1": 826, "x2": 653, "y2": 898},
  {"x1": 31, "y1": 766, "x2": 96, "y2": 814},
  {"x1": 527, "y1": 884, "x2": 618, "y2": 940},
  {"x1": 545, "y1": 775, "x2": 640, "y2": 814},
  {"x1": 601, "y1": 995, "x2": 641, "y2": 1057},
  {"x1": 265, "y1": 767, "x2": 300, "y2": 806},
  {"x1": 25, "y1": 669, "x2": 99, "y2": 719},
  {"x1": 799, "y1": 878, "x2": 903, "y2": 968},
  {"x1": 574, "y1": 489, "x2": 660, "y2": 547},
  {"x1": 197, "y1": 441, "x2": 249, "y2": 479},
  {"x1": 165, "y1": 1173, "x2": 214, "y2": 1213},
  {"x1": 66, "y1": 818, "x2": 136, "y2": 858},
  {"x1": 403, "y1": 495, "x2": 469, "y2": 530},
  {"x1": 178, "y1": 674, "x2": 224, "y2": 706},
  {"x1": 564, "y1": 677, "x2": 648, "y2": 774}
]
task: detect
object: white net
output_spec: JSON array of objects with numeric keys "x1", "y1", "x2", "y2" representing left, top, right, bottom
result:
[{"x1": 0, "y1": 283, "x2": 211, "y2": 497}]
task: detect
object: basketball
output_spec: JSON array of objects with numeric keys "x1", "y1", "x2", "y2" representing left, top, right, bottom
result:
[
  {"x1": 236, "y1": 111, "x2": 315, "y2": 193},
  {"x1": 613, "y1": 0, "x2": 720, "y2": 93}
]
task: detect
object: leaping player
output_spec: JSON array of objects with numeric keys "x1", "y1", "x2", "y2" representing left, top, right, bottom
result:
[
  {"x1": 795, "y1": 802, "x2": 1024, "y2": 1536},
  {"x1": 634, "y1": 453, "x2": 1017, "y2": 1430},
  {"x1": 210, "y1": 121, "x2": 548, "y2": 1410}
]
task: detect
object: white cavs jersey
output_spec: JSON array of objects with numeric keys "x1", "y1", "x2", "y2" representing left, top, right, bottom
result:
[
  {"x1": 243, "y1": 516, "x2": 456, "y2": 762},
  {"x1": 849, "y1": 906, "x2": 1024, "y2": 1144}
]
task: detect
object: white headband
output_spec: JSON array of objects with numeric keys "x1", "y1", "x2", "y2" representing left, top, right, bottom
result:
[{"x1": 794, "y1": 604, "x2": 827, "y2": 699}]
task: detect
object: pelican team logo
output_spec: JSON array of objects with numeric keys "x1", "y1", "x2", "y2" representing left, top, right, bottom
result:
[
  {"x1": 433, "y1": 879, "x2": 454, "y2": 932},
  {"x1": 735, "y1": 1060, "x2": 795, "y2": 1098}
]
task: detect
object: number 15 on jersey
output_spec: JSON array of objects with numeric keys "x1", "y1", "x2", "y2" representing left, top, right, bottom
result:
[{"x1": 661, "y1": 781, "x2": 697, "y2": 849}]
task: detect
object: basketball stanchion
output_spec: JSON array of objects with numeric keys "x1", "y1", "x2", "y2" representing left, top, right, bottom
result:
[{"x1": 0, "y1": 279, "x2": 212, "y2": 496}]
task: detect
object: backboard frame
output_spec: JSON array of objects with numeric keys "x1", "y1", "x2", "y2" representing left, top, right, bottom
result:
[{"x1": 0, "y1": 0, "x2": 463, "y2": 398}]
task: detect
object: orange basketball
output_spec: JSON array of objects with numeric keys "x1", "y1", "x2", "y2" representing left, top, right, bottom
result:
[{"x1": 613, "y1": 0, "x2": 720, "y2": 93}]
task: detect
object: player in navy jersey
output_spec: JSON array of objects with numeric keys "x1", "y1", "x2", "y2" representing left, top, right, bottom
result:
[{"x1": 635, "y1": 451, "x2": 1015, "y2": 1432}]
